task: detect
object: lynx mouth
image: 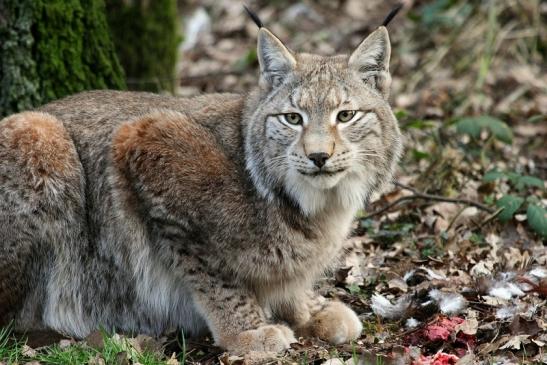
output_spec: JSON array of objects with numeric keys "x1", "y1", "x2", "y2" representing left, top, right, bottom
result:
[{"x1": 298, "y1": 168, "x2": 347, "y2": 177}]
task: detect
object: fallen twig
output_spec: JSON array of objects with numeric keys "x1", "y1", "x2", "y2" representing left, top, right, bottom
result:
[
  {"x1": 470, "y1": 207, "x2": 504, "y2": 231},
  {"x1": 363, "y1": 182, "x2": 495, "y2": 219},
  {"x1": 394, "y1": 182, "x2": 495, "y2": 213}
]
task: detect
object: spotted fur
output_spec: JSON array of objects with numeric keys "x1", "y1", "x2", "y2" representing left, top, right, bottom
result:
[{"x1": 0, "y1": 26, "x2": 402, "y2": 353}]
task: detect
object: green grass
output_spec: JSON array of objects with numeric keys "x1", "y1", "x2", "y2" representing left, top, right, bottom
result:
[
  {"x1": 0, "y1": 326, "x2": 183, "y2": 365},
  {"x1": 35, "y1": 344, "x2": 93, "y2": 365},
  {"x1": 0, "y1": 326, "x2": 25, "y2": 364}
]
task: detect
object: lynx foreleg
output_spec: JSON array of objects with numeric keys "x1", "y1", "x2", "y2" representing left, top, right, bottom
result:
[{"x1": 180, "y1": 260, "x2": 295, "y2": 354}]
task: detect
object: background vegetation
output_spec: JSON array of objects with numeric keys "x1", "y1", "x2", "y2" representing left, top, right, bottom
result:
[
  {"x1": 0, "y1": 0, "x2": 545, "y2": 364},
  {"x1": 0, "y1": 0, "x2": 180, "y2": 118},
  {"x1": 0, "y1": 0, "x2": 126, "y2": 117},
  {"x1": 106, "y1": 0, "x2": 180, "y2": 92}
]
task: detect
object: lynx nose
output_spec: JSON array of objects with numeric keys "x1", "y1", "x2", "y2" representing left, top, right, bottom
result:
[{"x1": 308, "y1": 152, "x2": 330, "y2": 168}]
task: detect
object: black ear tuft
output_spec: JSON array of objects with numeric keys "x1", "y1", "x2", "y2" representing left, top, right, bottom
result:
[
  {"x1": 381, "y1": 3, "x2": 403, "y2": 27},
  {"x1": 244, "y1": 5, "x2": 263, "y2": 28}
]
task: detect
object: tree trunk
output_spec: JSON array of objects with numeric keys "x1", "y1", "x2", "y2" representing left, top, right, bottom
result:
[
  {"x1": 0, "y1": 0, "x2": 126, "y2": 118},
  {"x1": 106, "y1": 0, "x2": 179, "y2": 92},
  {"x1": 0, "y1": 0, "x2": 41, "y2": 116}
]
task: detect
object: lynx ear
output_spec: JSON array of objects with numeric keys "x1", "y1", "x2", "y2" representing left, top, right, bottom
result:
[
  {"x1": 257, "y1": 28, "x2": 296, "y2": 88},
  {"x1": 348, "y1": 26, "x2": 392, "y2": 99}
]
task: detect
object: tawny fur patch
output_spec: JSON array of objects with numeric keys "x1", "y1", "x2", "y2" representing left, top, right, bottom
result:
[
  {"x1": 0, "y1": 112, "x2": 79, "y2": 191},
  {"x1": 112, "y1": 110, "x2": 232, "y2": 189}
]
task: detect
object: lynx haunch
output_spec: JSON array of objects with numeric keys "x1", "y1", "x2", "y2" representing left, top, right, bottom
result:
[{"x1": 0, "y1": 20, "x2": 402, "y2": 354}]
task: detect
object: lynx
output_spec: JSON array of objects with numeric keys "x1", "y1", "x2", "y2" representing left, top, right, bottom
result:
[{"x1": 0, "y1": 12, "x2": 402, "y2": 354}]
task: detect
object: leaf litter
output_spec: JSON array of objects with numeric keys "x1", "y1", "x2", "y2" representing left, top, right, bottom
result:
[{"x1": 2, "y1": 0, "x2": 546, "y2": 364}]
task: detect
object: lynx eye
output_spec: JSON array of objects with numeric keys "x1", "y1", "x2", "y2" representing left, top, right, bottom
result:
[
  {"x1": 336, "y1": 110, "x2": 356, "y2": 123},
  {"x1": 283, "y1": 113, "x2": 303, "y2": 125}
]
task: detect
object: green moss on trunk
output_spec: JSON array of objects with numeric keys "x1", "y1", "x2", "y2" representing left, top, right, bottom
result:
[
  {"x1": 0, "y1": 0, "x2": 41, "y2": 116},
  {"x1": 0, "y1": 0, "x2": 126, "y2": 117},
  {"x1": 106, "y1": 0, "x2": 179, "y2": 92},
  {"x1": 33, "y1": 0, "x2": 126, "y2": 102}
]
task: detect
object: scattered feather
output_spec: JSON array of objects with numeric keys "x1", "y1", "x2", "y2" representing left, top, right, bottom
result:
[
  {"x1": 406, "y1": 317, "x2": 420, "y2": 328},
  {"x1": 496, "y1": 306, "x2": 518, "y2": 320},
  {"x1": 403, "y1": 270, "x2": 415, "y2": 282},
  {"x1": 429, "y1": 289, "x2": 467, "y2": 315},
  {"x1": 488, "y1": 279, "x2": 526, "y2": 300},
  {"x1": 421, "y1": 266, "x2": 447, "y2": 280},
  {"x1": 371, "y1": 293, "x2": 411, "y2": 319},
  {"x1": 529, "y1": 267, "x2": 547, "y2": 278},
  {"x1": 488, "y1": 287, "x2": 514, "y2": 300}
]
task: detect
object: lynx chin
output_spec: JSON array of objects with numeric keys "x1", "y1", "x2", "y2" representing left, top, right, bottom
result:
[{"x1": 0, "y1": 16, "x2": 402, "y2": 354}]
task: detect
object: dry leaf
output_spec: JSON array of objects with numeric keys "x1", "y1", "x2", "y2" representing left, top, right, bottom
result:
[
  {"x1": 166, "y1": 353, "x2": 180, "y2": 365},
  {"x1": 21, "y1": 345, "x2": 37, "y2": 357},
  {"x1": 456, "y1": 318, "x2": 478, "y2": 335},
  {"x1": 499, "y1": 335, "x2": 531, "y2": 350}
]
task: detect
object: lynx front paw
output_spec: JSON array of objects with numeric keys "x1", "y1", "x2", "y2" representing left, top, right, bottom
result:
[
  {"x1": 302, "y1": 302, "x2": 362, "y2": 345},
  {"x1": 221, "y1": 324, "x2": 296, "y2": 354}
]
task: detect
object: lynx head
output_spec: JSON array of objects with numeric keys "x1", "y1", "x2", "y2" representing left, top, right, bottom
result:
[{"x1": 244, "y1": 25, "x2": 403, "y2": 216}]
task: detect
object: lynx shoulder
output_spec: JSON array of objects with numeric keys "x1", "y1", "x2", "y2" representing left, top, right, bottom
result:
[{"x1": 0, "y1": 17, "x2": 402, "y2": 354}]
